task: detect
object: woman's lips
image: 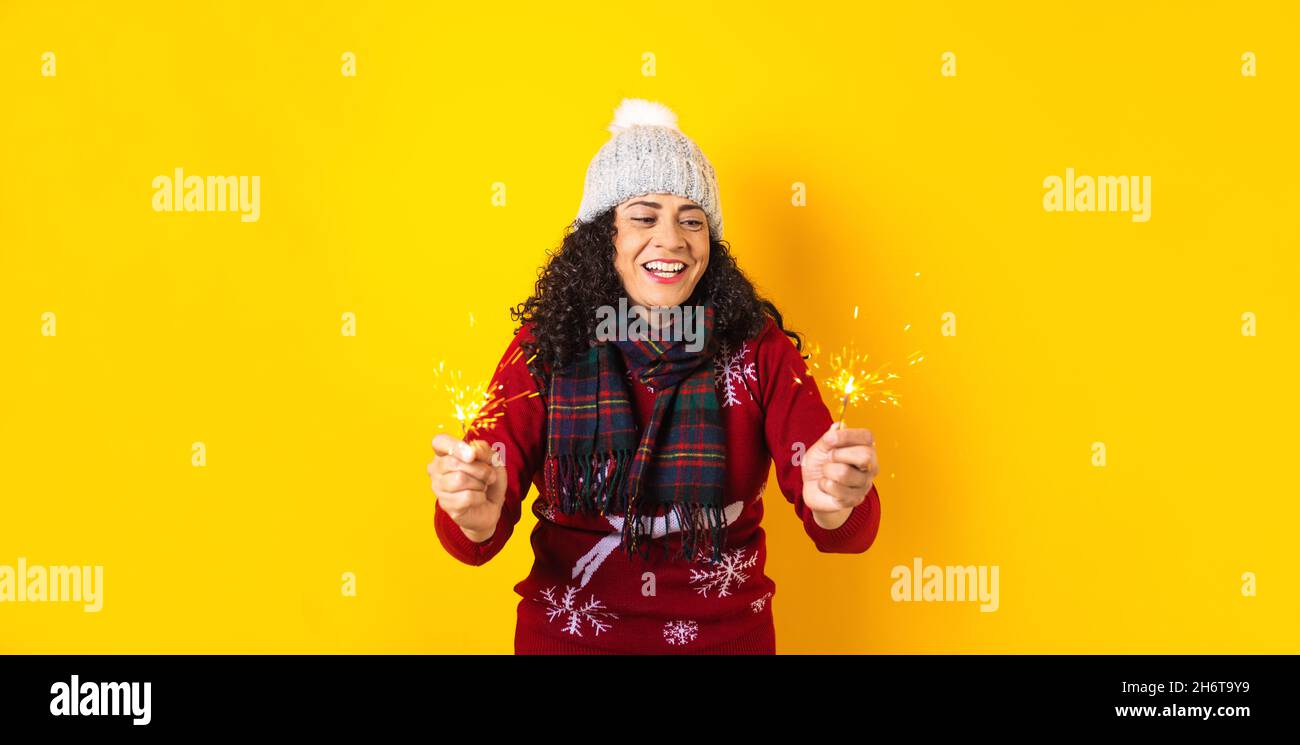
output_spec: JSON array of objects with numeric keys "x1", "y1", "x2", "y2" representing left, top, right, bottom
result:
[
  {"x1": 643, "y1": 265, "x2": 687, "y2": 284},
  {"x1": 642, "y1": 260, "x2": 688, "y2": 284}
]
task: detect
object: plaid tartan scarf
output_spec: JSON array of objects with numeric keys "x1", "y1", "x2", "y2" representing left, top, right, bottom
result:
[{"x1": 544, "y1": 301, "x2": 728, "y2": 564}]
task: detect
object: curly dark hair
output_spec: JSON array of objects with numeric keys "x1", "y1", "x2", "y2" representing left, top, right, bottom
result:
[{"x1": 511, "y1": 206, "x2": 803, "y2": 382}]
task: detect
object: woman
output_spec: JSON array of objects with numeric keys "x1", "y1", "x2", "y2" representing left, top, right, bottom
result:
[{"x1": 428, "y1": 99, "x2": 882, "y2": 653}]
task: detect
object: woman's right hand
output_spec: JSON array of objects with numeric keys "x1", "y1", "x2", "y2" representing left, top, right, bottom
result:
[{"x1": 429, "y1": 434, "x2": 507, "y2": 543}]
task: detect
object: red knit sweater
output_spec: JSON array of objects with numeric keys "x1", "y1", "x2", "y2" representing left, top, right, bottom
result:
[{"x1": 434, "y1": 316, "x2": 881, "y2": 653}]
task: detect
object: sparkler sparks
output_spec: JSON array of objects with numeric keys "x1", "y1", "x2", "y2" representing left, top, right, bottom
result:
[
  {"x1": 434, "y1": 349, "x2": 539, "y2": 438},
  {"x1": 801, "y1": 342, "x2": 924, "y2": 426}
]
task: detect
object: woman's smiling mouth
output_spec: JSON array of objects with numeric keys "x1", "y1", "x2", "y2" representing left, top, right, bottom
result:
[{"x1": 642, "y1": 259, "x2": 688, "y2": 283}]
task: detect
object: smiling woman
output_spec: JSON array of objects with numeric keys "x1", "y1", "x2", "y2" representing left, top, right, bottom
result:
[
  {"x1": 428, "y1": 98, "x2": 882, "y2": 654},
  {"x1": 614, "y1": 194, "x2": 710, "y2": 306}
]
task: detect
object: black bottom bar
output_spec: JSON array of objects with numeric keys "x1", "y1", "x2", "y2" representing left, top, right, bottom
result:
[{"x1": 0, "y1": 654, "x2": 1285, "y2": 732}]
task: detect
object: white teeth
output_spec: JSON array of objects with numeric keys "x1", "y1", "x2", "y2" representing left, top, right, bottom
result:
[{"x1": 645, "y1": 260, "x2": 685, "y2": 272}]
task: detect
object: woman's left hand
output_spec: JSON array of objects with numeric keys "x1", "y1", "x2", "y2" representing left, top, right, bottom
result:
[{"x1": 800, "y1": 422, "x2": 878, "y2": 524}]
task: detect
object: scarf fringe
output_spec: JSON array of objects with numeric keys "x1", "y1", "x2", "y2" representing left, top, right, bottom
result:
[
  {"x1": 620, "y1": 492, "x2": 729, "y2": 566},
  {"x1": 550, "y1": 450, "x2": 636, "y2": 516},
  {"x1": 546, "y1": 452, "x2": 729, "y2": 565}
]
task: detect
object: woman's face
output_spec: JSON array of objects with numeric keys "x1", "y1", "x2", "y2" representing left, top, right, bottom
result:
[{"x1": 612, "y1": 193, "x2": 710, "y2": 309}]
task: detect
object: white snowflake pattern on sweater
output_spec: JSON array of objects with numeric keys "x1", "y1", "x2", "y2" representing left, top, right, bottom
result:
[
  {"x1": 688, "y1": 548, "x2": 759, "y2": 598},
  {"x1": 663, "y1": 620, "x2": 699, "y2": 646},
  {"x1": 751, "y1": 592, "x2": 772, "y2": 613},
  {"x1": 713, "y1": 341, "x2": 756, "y2": 407},
  {"x1": 539, "y1": 585, "x2": 619, "y2": 637}
]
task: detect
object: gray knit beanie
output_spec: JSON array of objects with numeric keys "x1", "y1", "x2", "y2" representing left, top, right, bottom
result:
[{"x1": 575, "y1": 98, "x2": 723, "y2": 239}]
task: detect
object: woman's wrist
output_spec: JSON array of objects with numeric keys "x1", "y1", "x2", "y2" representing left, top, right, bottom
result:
[
  {"x1": 812, "y1": 506, "x2": 855, "y2": 531},
  {"x1": 461, "y1": 525, "x2": 497, "y2": 544}
]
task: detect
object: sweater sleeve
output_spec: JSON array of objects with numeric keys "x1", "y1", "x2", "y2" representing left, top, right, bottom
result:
[
  {"x1": 434, "y1": 325, "x2": 547, "y2": 566},
  {"x1": 756, "y1": 320, "x2": 881, "y2": 554}
]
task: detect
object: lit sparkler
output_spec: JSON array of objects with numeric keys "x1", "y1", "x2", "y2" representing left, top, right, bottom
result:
[
  {"x1": 434, "y1": 348, "x2": 539, "y2": 439},
  {"x1": 802, "y1": 342, "x2": 924, "y2": 427}
]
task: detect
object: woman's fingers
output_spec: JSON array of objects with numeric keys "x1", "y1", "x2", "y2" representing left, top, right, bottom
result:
[
  {"x1": 824, "y1": 428, "x2": 878, "y2": 484},
  {"x1": 829, "y1": 444, "x2": 875, "y2": 470},
  {"x1": 823, "y1": 462, "x2": 871, "y2": 489},
  {"x1": 436, "y1": 488, "x2": 488, "y2": 515},
  {"x1": 428, "y1": 454, "x2": 497, "y2": 498},
  {"x1": 432, "y1": 434, "x2": 477, "y2": 463},
  {"x1": 430, "y1": 435, "x2": 498, "y2": 492},
  {"x1": 816, "y1": 454, "x2": 876, "y2": 506},
  {"x1": 817, "y1": 477, "x2": 866, "y2": 506},
  {"x1": 466, "y1": 439, "x2": 499, "y2": 464},
  {"x1": 431, "y1": 437, "x2": 504, "y2": 536},
  {"x1": 453, "y1": 456, "x2": 497, "y2": 483},
  {"x1": 823, "y1": 426, "x2": 874, "y2": 449},
  {"x1": 429, "y1": 454, "x2": 497, "y2": 483},
  {"x1": 437, "y1": 468, "x2": 490, "y2": 494}
]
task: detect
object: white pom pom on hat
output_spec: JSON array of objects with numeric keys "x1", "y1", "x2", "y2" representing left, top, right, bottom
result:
[
  {"x1": 607, "y1": 97, "x2": 680, "y2": 134},
  {"x1": 576, "y1": 97, "x2": 724, "y2": 238}
]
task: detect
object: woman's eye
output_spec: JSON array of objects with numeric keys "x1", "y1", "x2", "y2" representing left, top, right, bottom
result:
[{"x1": 631, "y1": 216, "x2": 701, "y2": 227}]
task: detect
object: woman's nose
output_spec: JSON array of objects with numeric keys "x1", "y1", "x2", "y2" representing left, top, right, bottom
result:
[{"x1": 653, "y1": 219, "x2": 688, "y2": 249}]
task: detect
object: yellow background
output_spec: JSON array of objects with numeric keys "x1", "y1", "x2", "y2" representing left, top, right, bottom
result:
[{"x1": 1, "y1": 1, "x2": 1296, "y2": 653}]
